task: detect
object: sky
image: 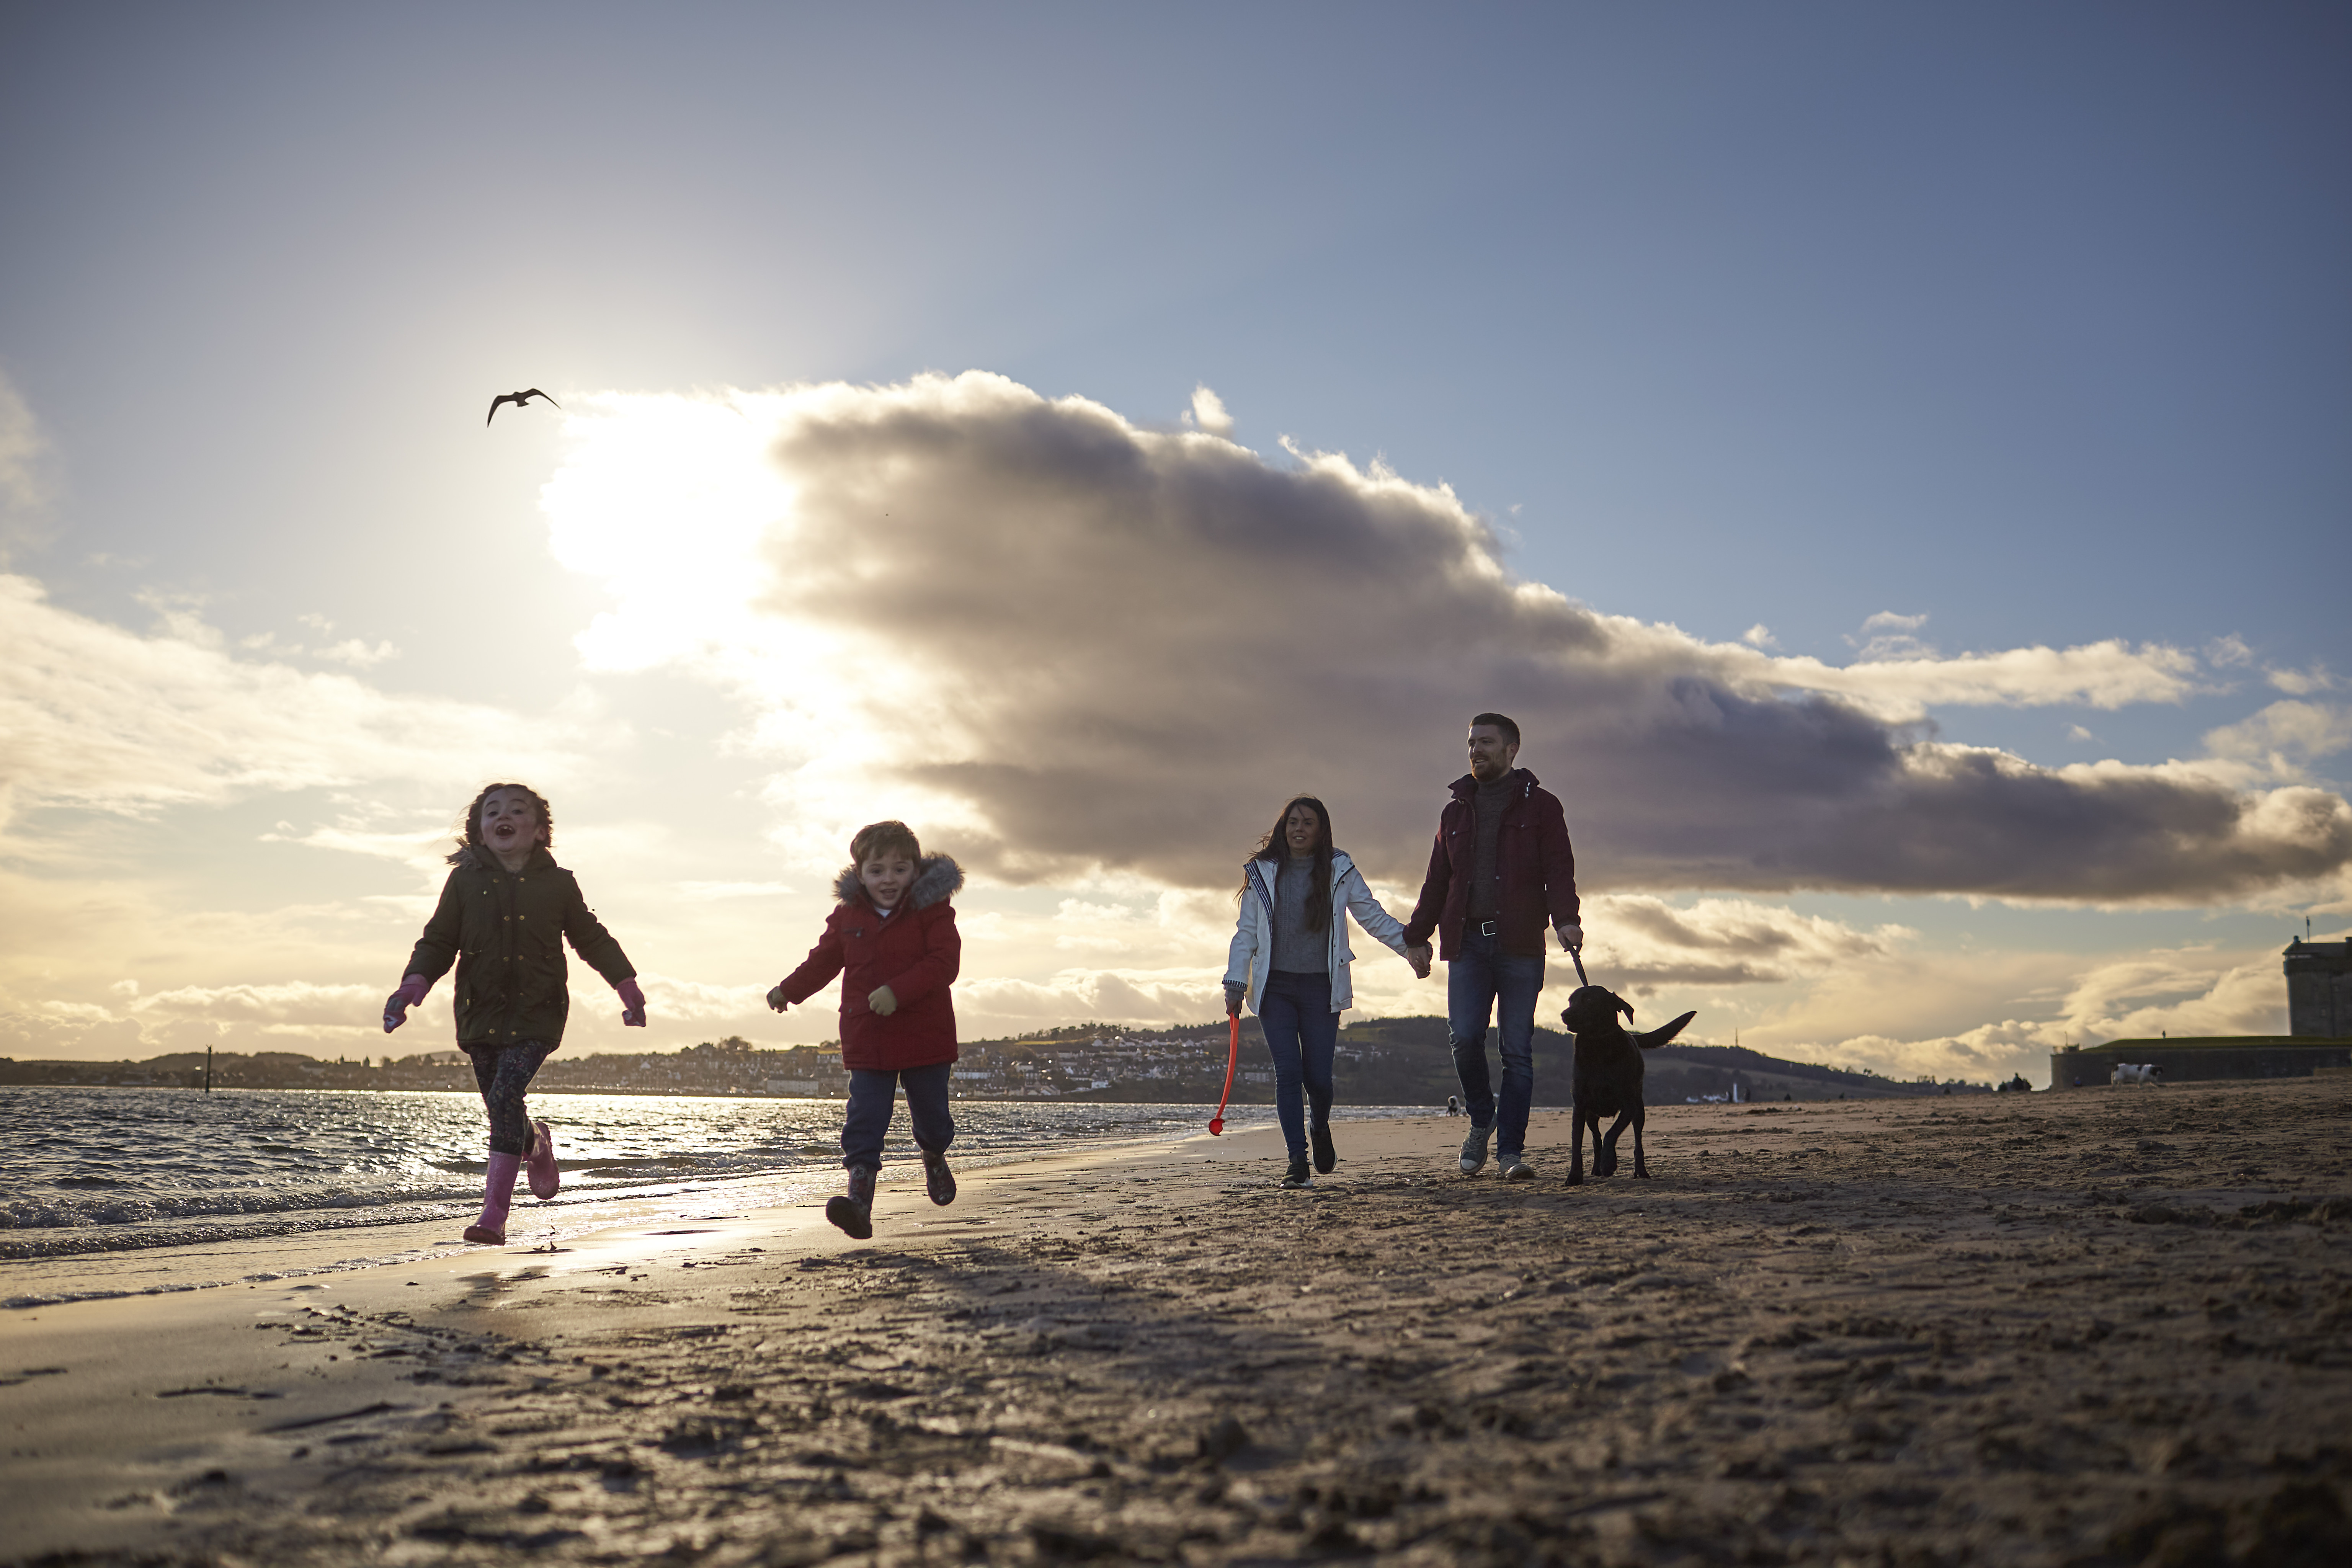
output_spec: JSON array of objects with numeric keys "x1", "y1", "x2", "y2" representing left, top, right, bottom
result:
[{"x1": 2, "y1": 2, "x2": 2347, "y2": 1083}]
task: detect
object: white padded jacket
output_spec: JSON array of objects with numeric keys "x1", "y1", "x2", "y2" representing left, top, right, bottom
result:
[{"x1": 1223, "y1": 851, "x2": 1413, "y2": 1015}]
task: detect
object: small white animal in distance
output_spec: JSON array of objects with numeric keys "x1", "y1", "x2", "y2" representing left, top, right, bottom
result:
[{"x1": 2112, "y1": 1062, "x2": 2165, "y2": 1086}]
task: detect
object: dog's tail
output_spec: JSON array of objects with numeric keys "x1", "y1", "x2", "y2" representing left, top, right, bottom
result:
[{"x1": 1635, "y1": 1011, "x2": 1696, "y2": 1050}]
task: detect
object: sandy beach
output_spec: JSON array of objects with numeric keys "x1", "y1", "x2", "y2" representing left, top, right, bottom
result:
[{"x1": 5, "y1": 1080, "x2": 2349, "y2": 1566}]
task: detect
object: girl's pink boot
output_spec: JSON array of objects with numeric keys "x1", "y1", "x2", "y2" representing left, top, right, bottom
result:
[
  {"x1": 527, "y1": 1120, "x2": 560, "y2": 1200},
  {"x1": 464, "y1": 1152, "x2": 521, "y2": 1244}
]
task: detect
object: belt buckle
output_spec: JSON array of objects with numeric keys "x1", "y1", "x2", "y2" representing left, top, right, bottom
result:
[{"x1": 1478, "y1": 920, "x2": 1498, "y2": 937}]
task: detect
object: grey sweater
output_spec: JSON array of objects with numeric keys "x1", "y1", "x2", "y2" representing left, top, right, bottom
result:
[
  {"x1": 1269, "y1": 855, "x2": 1324, "y2": 973},
  {"x1": 1467, "y1": 776, "x2": 1513, "y2": 920}
]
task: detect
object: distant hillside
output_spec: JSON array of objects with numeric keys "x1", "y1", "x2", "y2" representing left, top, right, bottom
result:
[
  {"x1": 0, "y1": 1017, "x2": 1990, "y2": 1102},
  {"x1": 1329, "y1": 1016, "x2": 1989, "y2": 1104}
]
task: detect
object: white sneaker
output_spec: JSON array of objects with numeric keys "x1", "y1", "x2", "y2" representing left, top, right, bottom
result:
[{"x1": 1459, "y1": 1123, "x2": 1492, "y2": 1175}]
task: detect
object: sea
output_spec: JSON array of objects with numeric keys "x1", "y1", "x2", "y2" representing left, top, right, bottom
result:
[{"x1": 0, "y1": 1086, "x2": 1422, "y2": 1307}]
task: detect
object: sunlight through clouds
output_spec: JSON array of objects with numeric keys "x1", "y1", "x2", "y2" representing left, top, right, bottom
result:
[{"x1": 535, "y1": 372, "x2": 2352, "y2": 906}]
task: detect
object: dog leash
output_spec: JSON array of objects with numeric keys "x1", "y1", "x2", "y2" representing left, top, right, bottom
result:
[
  {"x1": 1208, "y1": 1013, "x2": 1240, "y2": 1135},
  {"x1": 1569, "y1": 943, "x2": 1589, "y2": 987}
]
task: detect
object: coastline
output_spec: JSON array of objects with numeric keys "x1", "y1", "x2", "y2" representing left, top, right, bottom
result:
[{"x1": 5, "y1": 1084, "x2": 2349, "y2": 1565}]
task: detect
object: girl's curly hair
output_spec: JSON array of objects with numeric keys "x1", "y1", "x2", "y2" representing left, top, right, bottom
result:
[{"x1": 451, "y1": 782, "x2": 554, "y2": 866}]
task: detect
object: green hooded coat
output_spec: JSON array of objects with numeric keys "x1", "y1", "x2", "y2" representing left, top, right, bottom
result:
[{"x1": 405, "y1": 846, "x2": 635, "y2": 1049}]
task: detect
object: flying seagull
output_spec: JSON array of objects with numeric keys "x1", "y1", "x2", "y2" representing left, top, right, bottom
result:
[{"x1": 487, "y1": 388, "x2": 560, "y2": 426}]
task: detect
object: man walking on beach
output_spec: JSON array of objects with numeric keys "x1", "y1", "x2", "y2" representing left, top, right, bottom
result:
[{"x1": 1402, "y1": 713, "x2": 1582, "y2": 1181}]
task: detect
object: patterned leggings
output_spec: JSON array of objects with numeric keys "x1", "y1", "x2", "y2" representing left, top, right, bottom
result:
[{"x1": 462, "y1": 1041, "x2": 555, "y2": 1155}]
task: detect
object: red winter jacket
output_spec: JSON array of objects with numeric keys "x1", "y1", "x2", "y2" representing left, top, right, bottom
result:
[
  {"x1": 1402, "y1": 770, "x2": 1580, "y2": 961},
  {"x1": 777, "y1": 855, "x2": 962, "y2": 1070}
]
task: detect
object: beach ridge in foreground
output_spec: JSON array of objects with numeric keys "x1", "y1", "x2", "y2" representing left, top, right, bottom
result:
[{"x1": 4, "y1": 1085, "x2": 2349, "y2": 1566}]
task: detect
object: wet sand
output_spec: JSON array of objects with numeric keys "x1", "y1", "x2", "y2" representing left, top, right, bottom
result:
[{"x1": 5, "y1": 1080, "x2": 2349, "y2": 1566}]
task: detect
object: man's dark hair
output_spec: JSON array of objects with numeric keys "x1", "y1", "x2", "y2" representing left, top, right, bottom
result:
[{"x1": 1470, "y1": 712, "x2": 1521, "y2": 747}]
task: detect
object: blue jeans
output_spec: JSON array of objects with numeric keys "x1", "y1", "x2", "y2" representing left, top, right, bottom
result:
[
  {"x1": 1448, "y1": 930, "x2": 1545, "y2": 1157},
  {"x1": 1257, "y1": 969, "x2": 1338, "y2": 1163},
  {"x1": 841, "y1": 1063, "x2": 955, "y2": 1171}
]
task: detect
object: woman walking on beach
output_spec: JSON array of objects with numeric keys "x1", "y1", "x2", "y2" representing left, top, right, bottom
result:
[
  {"x1": 1224, "y1": 796, "x2": 1428, "y2": 1189},
  {"x1": 383, "y1": 783, "x2": 647, "y2": 1245}
]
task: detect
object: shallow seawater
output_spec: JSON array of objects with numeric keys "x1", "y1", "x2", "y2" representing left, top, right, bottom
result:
[{"x1": 0, "y1": 1086, "x2": 1405, "y2": 1269}]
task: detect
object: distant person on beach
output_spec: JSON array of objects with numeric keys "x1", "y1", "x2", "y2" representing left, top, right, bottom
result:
[
  {"x1": 1223, "y1": 795, "x2": 1429, "y2": 1189},
  {"x1": 1401, "y1": 714, "x2": 1582, "y2": 1182},
  {"x1": 768, "y1": 821, "x2": 964, "y2": 1239},
  {"x1": 383, "y1": 783, "x2": 647, "y2": 1245}
]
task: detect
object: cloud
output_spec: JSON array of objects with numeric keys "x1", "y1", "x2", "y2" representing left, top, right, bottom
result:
[
  {"x1": 536, "y1": 373, "x2": 2352, "y2": 908},
  {"x1": 1581, "y1": 895, "x2": 1908, "y2": 990},
  {"x1": 2267, "y1": 664, "x2": 2342, "y2": 697},
  {"x1": 1741, "y1": 624, "x2": 1777, "y2": 649},
  {"x1": 2203, "y1": 701, "x2": 2352, "y2": 782},
  {"x1": 0, "y1": 574, "x2": 584, "y2": 838},
  {"x1": 1181, "y1": 384, "x2": 1234, "y2": 436}
]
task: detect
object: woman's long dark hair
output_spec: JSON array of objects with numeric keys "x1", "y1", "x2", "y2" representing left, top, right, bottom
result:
[{"x1": 1238, "y1": 795, "x2": 1335, "y2": 933}]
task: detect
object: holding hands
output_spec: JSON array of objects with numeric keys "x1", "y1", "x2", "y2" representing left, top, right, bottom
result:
[{"x1": 1406, "y1": 943, "x2": 1433, "y2": 979}]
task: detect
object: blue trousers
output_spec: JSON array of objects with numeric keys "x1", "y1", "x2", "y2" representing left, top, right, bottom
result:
[
  {"x1": 1447, "y1": 930, "x2": 1545, "y2": 1157},
  {"x1": 841, "y1": 1062, "x2": 955, "y2": 1171},
  {"x1": 1257, "y1": 969, "x2": 1338, "y2": 1163}
]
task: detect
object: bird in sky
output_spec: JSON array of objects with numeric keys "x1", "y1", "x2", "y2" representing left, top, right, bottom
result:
[{"x1": 487, "y1": 388, "x2": 560, "y2": 426}]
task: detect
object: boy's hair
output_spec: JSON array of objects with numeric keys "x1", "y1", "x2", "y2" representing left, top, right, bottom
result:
[
  {"x1": 1470, "y1": 711, "x2": 1521, "y2": 747},
  {"x1": 452, "y1": 782, "x2": 554, "y2": 865},
  {"x1": 850, "y1": 820, "x2": 922, "y2": 866}
]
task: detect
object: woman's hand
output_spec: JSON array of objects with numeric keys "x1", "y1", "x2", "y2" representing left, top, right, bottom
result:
[
  {"x1": 1223, "y1": 982, "x2": 1246, "y2": 1017},
  {"x1": 617, "y1": 977, "x2": 648, "y2": 1027},
  {"x1": 1407, "y1": 943, "x2": 1433, "y2": 979},
  {"x1": 868, "y1": 985, "x2": 899, "y2": 1017},
  {"x1": 766, "y1": 983, "x2": 789, "y2": 1013}
]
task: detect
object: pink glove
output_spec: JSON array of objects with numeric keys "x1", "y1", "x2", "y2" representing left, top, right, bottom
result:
[
  {"x1": 382, "y1": 974, "x2": 431, "y2": 1033},
  {"x1": 617, "y1": 977, "x2": 647, "y2": 1027}
]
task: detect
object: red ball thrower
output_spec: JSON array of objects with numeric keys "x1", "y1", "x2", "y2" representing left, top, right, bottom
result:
[{"x1": 1208, "y1": 1013, "x2": 1240, "y2": 1135}]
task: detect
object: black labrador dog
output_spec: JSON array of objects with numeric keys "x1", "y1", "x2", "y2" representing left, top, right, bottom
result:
[{"x1": 1562, "y1": 985, "x2": 1695, "y2": 1184}]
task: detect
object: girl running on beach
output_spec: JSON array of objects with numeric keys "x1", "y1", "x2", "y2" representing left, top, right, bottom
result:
[
  {"x1": 768, "y1": 820, "x2": 963, "y2": 1240},
  {"x1": 383, "y1": 783, "x2": 646, "y2": 1245},
  {"x1": 1224, "y1": 795, "x2": 1426, "y2": 1189}
]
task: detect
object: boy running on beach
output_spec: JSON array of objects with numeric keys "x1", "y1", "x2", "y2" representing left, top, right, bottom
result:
[
  {"x1": 768, "y1": 821, "x2": 964, "y2": 1239},
  {"x1": 384, "y1": 782, "x2": 647, "y2": 1245}
]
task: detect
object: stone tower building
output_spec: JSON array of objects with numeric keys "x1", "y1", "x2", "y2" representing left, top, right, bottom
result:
[{"x1": 2284, "y1": 937, "x2": 2352, "y2": 1037}]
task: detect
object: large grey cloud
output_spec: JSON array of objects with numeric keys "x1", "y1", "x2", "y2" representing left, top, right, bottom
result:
[{"x1": 573, "y1": 374, "x2": 2352, "y2": 904}]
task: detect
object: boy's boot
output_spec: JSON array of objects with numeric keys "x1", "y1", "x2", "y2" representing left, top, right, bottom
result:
[
  {"x1": 826, "y1": 1165, "x2": 877, "y2": 1240},
  {"x1": 921, "y1": 1149, "x2": 957, "y2": 1206},
  {"x1": 527, "y1": 1120, "x2": 561, "y2": 1200},
  {"x1": 465, "y1": 1152, "x2": 521, "y2": 1244}
]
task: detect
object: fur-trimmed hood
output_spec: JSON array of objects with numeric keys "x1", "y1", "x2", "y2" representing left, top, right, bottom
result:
[
  {"x1": 446, "y1": 843, "x2": 557, "y2": 872},
  {"x1": 831, "y1": 854, "x2": 964, "y2": 913}
]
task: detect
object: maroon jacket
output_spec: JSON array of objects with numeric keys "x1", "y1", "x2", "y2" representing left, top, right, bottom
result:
[
  {"x1": 1402, "y1": 770, "x2": 1580, "y2": 960},
  {"x1": 778, "y1": 856, "x2": 962, "y2": 1071}
]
